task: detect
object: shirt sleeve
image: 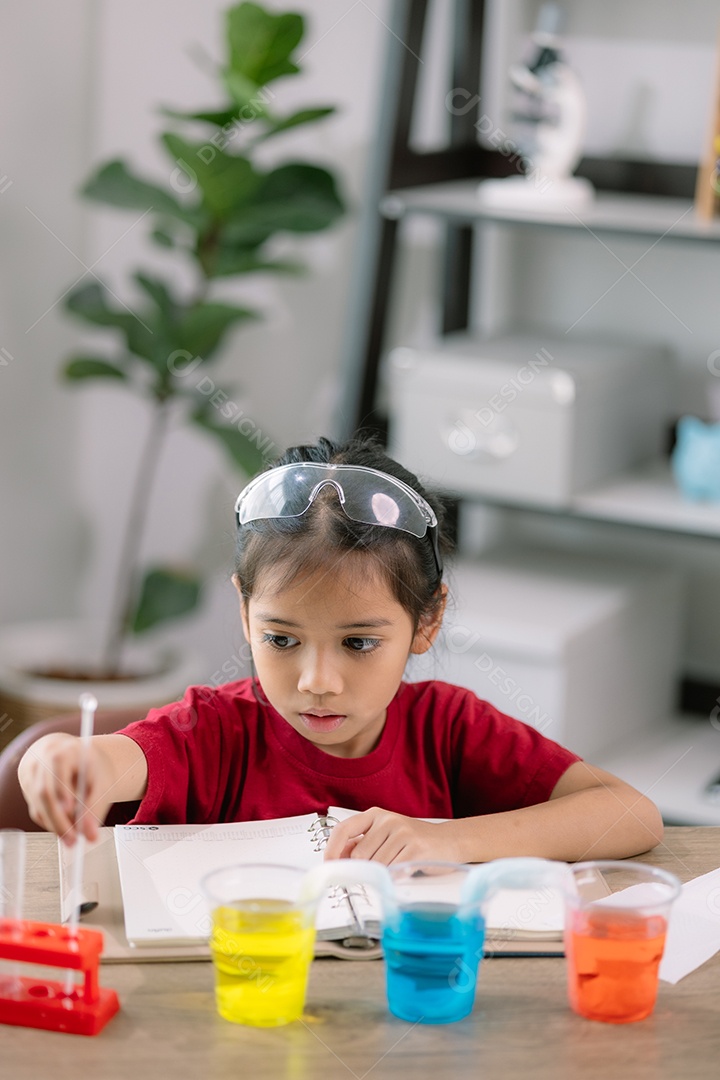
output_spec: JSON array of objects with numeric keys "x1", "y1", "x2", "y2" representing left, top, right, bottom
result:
[
  {"x1": 115, "y1": 684, "x2": 233, "y2": 824},
  {"x1": 448, "y1": 686, "x2": 582, "y2": 816}
]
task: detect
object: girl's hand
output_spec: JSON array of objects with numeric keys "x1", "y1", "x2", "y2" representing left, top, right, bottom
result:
[
  {"x1": 323, "y1": 807, "x2": 459, "y2": 865},
  {"x1": 18, "y1": 733, "x2": 113, "y2": 845}
]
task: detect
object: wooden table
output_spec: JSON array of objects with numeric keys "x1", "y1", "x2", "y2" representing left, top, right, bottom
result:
[{"x1": 2, "y1": 828, "x2": 720, "y2": 1080}]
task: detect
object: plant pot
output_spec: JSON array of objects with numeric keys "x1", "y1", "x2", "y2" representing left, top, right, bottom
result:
[{"x1": 0, "y1": 619, "x2": 205, "y2": 753}]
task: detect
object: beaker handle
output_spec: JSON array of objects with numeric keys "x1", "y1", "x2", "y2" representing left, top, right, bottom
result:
[
  {"x1": 301, "y1": 858, "x2": 394, "y2": 908},
  {"x1": 461, "y1": 857, "x2": 573, "y2": 906}
]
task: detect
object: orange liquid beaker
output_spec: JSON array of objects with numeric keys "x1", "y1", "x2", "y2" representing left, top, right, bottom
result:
[
  {"x1": 566, "y1": 910, "x2": 667, "y2": 1023},
  {"x1": 564, "y1": 861, "x2": 680, "y2": 1025}
]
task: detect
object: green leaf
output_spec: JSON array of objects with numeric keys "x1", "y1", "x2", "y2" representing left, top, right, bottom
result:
[
  {"x1": 131, "y1": 567, "x2": 202, "y2": 634},
  {"x1": 162, "y1": 104, "x2": 335, "y2": 139},
  {"x1": 151, "y1": 225, "x2": 177, "y2": 248},
  {"x1": 65, "y1": 282, "x2": 165, "y2": 369},
  {"x1": 160, "y1": 105, "x2": 241, "y2": 128},
  {"x1": 62, "y1": 357, "x2": 128, "y2": 382},
  {"x1": 64, "y1": 280, "x2": 146, "y2": 347},
  {"x1": 65, "y1": 282, "x2": 136, "y2": 331},
  {"x1": 161, "y1": 133, "x2": 261, "y2": 219},
  {"x1": 222, "y1": 70, "x2": 268, "y2": 111},
  {"x1": 175, "y1": 302, "x2": 259, "y2": 358},
  {"x1": 134, "y1": 273, "x2": 177, "y2": 319},
  {"x1": 162, "y1": 91, "x2": 274, "y2": 129},
  {"x1": 210, "y1": 248, "x2": 305, "y2": 277},
  {"x1": 81, "y1": 160, "x2": 197, "y2": 225},
  {"x1": 66, "y1": 285, "x2": 258, "y2": 373},
  {"x1": 222, "y1": 162, "x2": 345, "y2": 246},
  {"x1": 259, "y1": 106, "x2": 336, "y2": 140},
  {"x1": 226, "y1": 3, "x2": 303, "y2": 87},
  {"x1": 257, "y1": 163, "x2": 346, "y2": 228},
  {"x1": 193, "y1": 410, "x2": 271, "y2": 474}
]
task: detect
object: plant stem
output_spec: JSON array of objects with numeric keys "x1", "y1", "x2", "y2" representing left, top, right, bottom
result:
[
  {"x1": 197, "y1": 223, "x2": 221, "y2": 280},
  {"x1": 101, "y1": 398, "x2": 171, "y2": 676}
]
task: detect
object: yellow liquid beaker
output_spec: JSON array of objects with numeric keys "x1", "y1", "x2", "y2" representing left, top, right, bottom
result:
[{"x1": 210, "y1": 899, "x2": 315, "y2": 1026}]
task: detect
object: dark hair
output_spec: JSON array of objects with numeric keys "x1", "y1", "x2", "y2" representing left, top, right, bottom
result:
[{"x1": 234, "y1": 435, "x2": 451, "y2": 630}]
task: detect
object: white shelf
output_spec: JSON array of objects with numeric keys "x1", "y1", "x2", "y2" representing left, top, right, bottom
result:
[
  {"x1": 471, "y1": 461, "x2": 720, "y2": 539},
  {"x1": 596, "y1": 716, "x2": 720, "y2": 826},
  {"x1": 570, "y1": 461, "x2": 720, "y2": 538},
  {"x1": 381, "y1": 182, "x2": 720, "y2": 244}
]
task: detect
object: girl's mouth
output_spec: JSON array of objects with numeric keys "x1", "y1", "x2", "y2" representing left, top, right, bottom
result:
[{"x1": 299, "y1": 713, "x2": 346, "y2": 733}]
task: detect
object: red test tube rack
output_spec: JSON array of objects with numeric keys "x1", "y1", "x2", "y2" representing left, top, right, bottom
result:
[{"x1": 0, "y1": 919, "x2": 120, "y2": 1036}]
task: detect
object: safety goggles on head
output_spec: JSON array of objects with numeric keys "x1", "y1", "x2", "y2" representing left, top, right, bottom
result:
[{"x1": 235, "y1": 462, "x2": 443, "y2": 580}]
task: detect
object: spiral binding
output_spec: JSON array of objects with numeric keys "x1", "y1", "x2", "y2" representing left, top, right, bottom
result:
[
  {"x1": 308, "y1": 813, "x2": 366, "y2": 935},
  {"x1": 308, "y1": 814, "x2": 339, "y2": 852}
]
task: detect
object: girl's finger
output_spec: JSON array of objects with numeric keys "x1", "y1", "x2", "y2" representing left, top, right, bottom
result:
[
  {"x1": 44, "y1": 755, "x2": 78, "y2": 817},
  {"x1": 347, "y1": 820, "x2": 396, "y2": 863},
  {"x1": 324, "y1": 812, "x2": 372, "y2": 859},
  {"x1": 78, "y1": 804, "x2": 101, "y2": 842},
  {"x1": 36, "y1": 789, "x2": 77, "y2": 842},
  {"x1": 334, "y1": 835, "x2": 361, "y2": 859},
  {"x1": 25, "y1": 799, "x2": 53, "y2": 834}
]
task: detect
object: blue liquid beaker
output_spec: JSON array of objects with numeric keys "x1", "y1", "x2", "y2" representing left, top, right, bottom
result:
[{"x1": 383, "y1": 900, "x2": 485, "y2": 1023}]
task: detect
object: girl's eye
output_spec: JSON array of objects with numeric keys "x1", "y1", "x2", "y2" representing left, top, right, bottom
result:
[
  {"x1": 261, "y1": 632, "x2": 299, "y2": 650},
  {"x1": 344, "y1": 637, "x2": 381, "y2": 654}
]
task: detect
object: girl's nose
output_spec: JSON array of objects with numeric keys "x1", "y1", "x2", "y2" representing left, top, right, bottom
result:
[{"x1": 297, "y1": 649, "x2": 343, "y2": 697}]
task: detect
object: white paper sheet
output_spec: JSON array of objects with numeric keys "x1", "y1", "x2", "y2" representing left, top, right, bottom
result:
[
  {"x1": 569, "y1": 869, "x2": 720, "y2": 984},
  {"x1": 659, "y1": 866, "x2": 720, "y2": 984},
  {"x1": 114, "y1": 814, "x2": 327, "y2": 944}
]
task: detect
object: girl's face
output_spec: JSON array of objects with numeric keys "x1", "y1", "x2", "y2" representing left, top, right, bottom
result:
[{"x1": 238, "y1": 556, "x2": 444, "y2": 758}]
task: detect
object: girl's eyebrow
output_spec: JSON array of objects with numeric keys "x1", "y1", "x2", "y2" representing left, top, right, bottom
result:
[
  {"x1": 337, "y1": 619, "x2": 393, "y2": 630},
  {"x1": 255, "y1": 614, "x2": 300, "y2": 627},
  {"x1": 255, "y1": 613, "x2": 393, "y2": 630}
]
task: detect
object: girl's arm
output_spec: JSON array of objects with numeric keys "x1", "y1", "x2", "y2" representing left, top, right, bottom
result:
[
  {"x1": 18, "y1": 732, "x2": 148, "y2": 845},
  {"x1": 323, "y1": 762, "x2": 663, "y2": 864}
]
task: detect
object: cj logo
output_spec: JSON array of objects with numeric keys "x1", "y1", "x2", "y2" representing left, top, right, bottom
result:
[{"x1": 711, "y1": 703, "x2": 720, "y2": 732}]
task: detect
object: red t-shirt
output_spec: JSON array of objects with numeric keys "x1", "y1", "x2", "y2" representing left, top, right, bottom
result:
[{"x1": 115, "y1": 678, "x2": 580, "y2": 825}]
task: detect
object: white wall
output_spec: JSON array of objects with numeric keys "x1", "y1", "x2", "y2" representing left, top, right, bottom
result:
[
  {"x1": 0, "y1": 0, "x2": 97, "y2": 625},
  {"x1": 0, "y1": 0, "x2": 393, "y2": 676}
]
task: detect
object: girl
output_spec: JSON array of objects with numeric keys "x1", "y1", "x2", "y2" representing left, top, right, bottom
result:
[{"x1": 19, "y1": 435, "x2": 663, "y2": 864}]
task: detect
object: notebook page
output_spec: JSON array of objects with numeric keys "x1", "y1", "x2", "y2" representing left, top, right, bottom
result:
[
  {"x1": 326, "y1": 807, "x2": 564, "y2": 938},
  {"x1": 114, "y1": 808, "x2": 565, "y2": 946},
  {"x1": 483, "y1": 888, "x2": 564, "y2": 937},
  {"x1": 341, "y1": 875, "x2": 562, "y2": 939},
  {"x1": 114, "y1": 814, "x2": 323, "y2": 945}
]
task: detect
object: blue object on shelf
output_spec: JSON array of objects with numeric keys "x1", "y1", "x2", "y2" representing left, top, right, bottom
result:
[{"x1": 671, "y1": 416, "x2": 720, "y2": 501}]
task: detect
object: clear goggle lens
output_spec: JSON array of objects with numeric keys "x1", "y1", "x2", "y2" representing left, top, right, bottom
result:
[
  {"x1": 235, "y1": 463, "x2": 442, "y2": 576},
  {"x1": 235, "y1": 463, "x2": 435, "y2": 535}
]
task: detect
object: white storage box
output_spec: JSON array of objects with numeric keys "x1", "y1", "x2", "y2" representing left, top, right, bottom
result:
[
  {"x1": 422, "y1": 547, "x2": 683, "y2": 760},
  {"x1": 388, "y1": 334, "x2": 674, "y2": 507}
]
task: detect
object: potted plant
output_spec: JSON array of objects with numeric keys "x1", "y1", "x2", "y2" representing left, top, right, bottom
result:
[{"x1": 0, "y1": 0, "x2": 345, "y2": 746}]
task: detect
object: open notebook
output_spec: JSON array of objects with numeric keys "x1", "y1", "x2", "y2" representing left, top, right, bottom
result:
[{"x1": 58, "y1": 808, "x2": 566, "y2": 962}]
